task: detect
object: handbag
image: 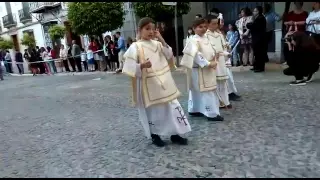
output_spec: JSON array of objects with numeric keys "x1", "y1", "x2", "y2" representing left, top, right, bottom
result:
[{"x1": 0, "y1": 61, "x2": 4, "y2": 67}]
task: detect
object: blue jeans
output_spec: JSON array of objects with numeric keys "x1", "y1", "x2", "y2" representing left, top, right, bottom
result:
[
  {"x1": 48, "y1": 61, "x2": 57, "y2": 73},
  {"x1": 231, "y1": 46, "x2": 240, "y2": 66}
]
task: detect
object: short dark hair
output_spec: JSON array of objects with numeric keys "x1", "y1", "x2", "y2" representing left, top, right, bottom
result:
[
  {"x1": 116, "y1": 31, "x2": 121, "y2": 35},
  {"x1": 294, "y1": 1, "x2": 303, "y2": 7},
  {"x1": 209, "y1": 8, "x2": 220, "y2": 15},
  {"x1": 195, "y1": 14, "x2": 202, "y2": 18},
  {"x1": 255, "y1": 6, "x2": 263, "y2": 15},
  {"x1": 241, "y1": 7, "x2": 252, "y2": 16},
  {"x1": 205, "y1": 14, "x2": 220, "y2": 25},
  {"x1": 138, "y1": 17, "x2": 154, "y2": 29},
  {"x1": 192, "y1": 18, "x2": 207, "y2": 28},
  {"x1": 264, "y1": 3, "x2": 272, "y2": 13},
  {"x1": 36, "y1": 46, "x2": 39, "y2": 49}
]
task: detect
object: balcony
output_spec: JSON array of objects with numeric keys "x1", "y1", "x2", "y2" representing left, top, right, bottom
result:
[
  {"x1": 29, "y1": 2, "x2": 61, "y2": 13},
  {"x1": 2, "y1": 13, "x2": 17, "y2": 28},
  {"x1": 18, "y1": 8, "x2": 32, "y2": 24}
]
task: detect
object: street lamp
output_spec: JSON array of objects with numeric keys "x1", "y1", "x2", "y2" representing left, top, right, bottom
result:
[{"x1": 162, "y1": 2, "x2": 179, "y2": 67}]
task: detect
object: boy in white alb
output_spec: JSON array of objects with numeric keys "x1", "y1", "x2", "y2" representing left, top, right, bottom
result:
[
  {"x1": 205, "y1": 14, "x2": 232, "y2": 109},
  {"x1": 123, "y1": 17, "x2": 191, "y2": 147},
  {"x1": 181, "y1": 18, "x2": 224, "y2": 121}
]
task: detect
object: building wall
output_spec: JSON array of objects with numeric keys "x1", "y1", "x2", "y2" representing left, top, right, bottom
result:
[
  {"x1": 182, "y1": 2, "x2": 206, "y2": 38},
  {"x1": 0, "y1": 2, "x2": 68, "y2": 73}
]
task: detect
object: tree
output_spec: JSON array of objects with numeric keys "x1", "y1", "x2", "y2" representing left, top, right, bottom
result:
[
  {"x1": 21, "y1": 33, "x2": 36, "y2": 49},
  {"x1": 0, "y1": 38, "x2": 14, "y2": 50},
  {"x1": 48, "y1": 25, "x2": 66, "y2": 41},
  {"x1": 67, "y1": 2, "x2": 125, "y2": 36},
  {"x1": 133, "y1": 2, "x2": 190, "y2": 22}
]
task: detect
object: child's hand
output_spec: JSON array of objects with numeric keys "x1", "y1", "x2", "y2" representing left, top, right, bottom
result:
[
  {"x1": 141, "y1": 59, "x2": 152, "y2": 69},
  {"x1": 208, "y1": 61, "x2": 217, "y2": 69}
]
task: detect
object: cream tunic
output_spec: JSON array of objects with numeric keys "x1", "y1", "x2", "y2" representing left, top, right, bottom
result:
[
  {"x1": 123, "y1": 40, "x2": 191, "y2": 139},
  {"x1": 206, "y1": 30, "x2": 230, "y2": 106},
  {"x1": 181, "y1": 35, "x2": 220, "y2": 118}
]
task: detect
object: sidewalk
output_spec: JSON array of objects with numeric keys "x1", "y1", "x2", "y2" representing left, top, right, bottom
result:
[{"x1": 8, "y1": 62, "x2": 288, "y2": 77}]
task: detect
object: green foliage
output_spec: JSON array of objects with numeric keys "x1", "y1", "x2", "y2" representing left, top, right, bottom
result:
[
  {"x1": 133, "y1": 2, "x2": 191, "y2": 22},
  {"x1": 48, "y1": 25, "x2": 66, "y2": 41},
  {"x1": 67, "y1": 2, "x2": 125, "y2": 36},
  {"x1": 20, "y1": 33, "x2": 36, "y2": 48},
  {"x1": 0, "y1": 38, "x2": 14, "y2": 50}
]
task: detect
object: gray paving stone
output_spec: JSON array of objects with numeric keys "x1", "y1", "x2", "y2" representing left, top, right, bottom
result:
[{"x1": 0, "y1": 71, "x2": 320, "y2": 177}]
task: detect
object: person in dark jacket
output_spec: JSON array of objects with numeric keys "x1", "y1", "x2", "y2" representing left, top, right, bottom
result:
[
  {"x1": 36, "y1": 46, "x2": 46, "y2": 74},
  {"x1": 15, "y1": 49, "x2": 24, "y2": 74},
  {"x1": 247, "y1": 6, "x2": 267, "y2": 72},
  {"x1": 283, "y1": 31, "x2": 320, "y2": 86}
]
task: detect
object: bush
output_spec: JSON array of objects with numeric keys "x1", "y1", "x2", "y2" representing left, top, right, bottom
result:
[
  {"x1": 67, "y1": 2, "x2": 125, "y2": 36},
  {"x1": 21, "y1": 33, "x2": 36, "y2": 48},
  {"x1": 0, "y1": 38, "x2": 14, "y2": 50},
  {"x1": 48, "y1": 25, "x2": 66, "y2": 41}
]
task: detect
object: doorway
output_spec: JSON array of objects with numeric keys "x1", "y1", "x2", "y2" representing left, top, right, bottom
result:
[
  {"x1": 64, "y1": 21, "x2": 82, "y2": 47},
  {"x1": 11, "y1": 34, "x2": 20, "y2": 51}
]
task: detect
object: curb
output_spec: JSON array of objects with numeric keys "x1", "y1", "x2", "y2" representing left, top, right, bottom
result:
[
  {"x1": 175, "y1": 63, "x2": 288, "y2": 73},
  {"x1": 9, "y1": 71, "x2": 115, "y2": 77}
]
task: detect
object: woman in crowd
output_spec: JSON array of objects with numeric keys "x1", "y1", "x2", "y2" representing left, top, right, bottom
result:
[
  {"x1": 247, "y1": 6, "x2": 267, "y2": 72},
  {"x1": 105, "y1": 35, "x2": 117, "y2": 71},
  {"x1": 238, "y1": 7, "x2": 254, "y2": 66},
  {"x1": 283, "y1": 31, "x2": 320, "y2": 86},
  {"x1": 67, "y1": 44, "x2": 76, "y2": 72},
  {"x1": 112, "y1": 35, "x2": 120, "y2": 70},
  {"x1": 283, "y1": 2, "x2": 309, "y2": 64},
  {"x1": 4, "y1": 50, "x2": 13, "y2": 73},
  {"x1": 306, "y1": 2, "x2": 320, "y2": 45},
  {"x1": 264, "y1": 3, "x2": 282, "y2": 62},
  {"x1": 59, "y1": 44, "x2": 70, "y2": 72},
  {"x1": 40, "y1": 47, "x2": 51, "y2": 75},
  {"x1": 226, "y1": 23, "x2": 240, "y2": 66},
  {"x1": 89, "y1": 38, "x2": 99, "y2": 71},
  {"x1": 46, "y1": 46, "x2": 57, "y2": 73},
  {"x1": 30, "y1": 49, "x2": 39, "y2": 76},
  {"x1": 103, "y1": 36, "x2": 111, "y2": 71}
]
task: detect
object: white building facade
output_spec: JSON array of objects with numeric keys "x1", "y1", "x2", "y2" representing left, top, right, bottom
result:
[{"x1": 0, "y1": 2, "x2": 69, "y2": 73}]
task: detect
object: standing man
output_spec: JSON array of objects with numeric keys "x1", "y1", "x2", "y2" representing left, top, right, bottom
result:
[
  {"x1": 15, "y1": 49, "x2": 24, "y2": 75},
  {"x1": 264, "y1": 3, "x2": 282, "y2": 62},
  {"x1": 71, "y1": 40, "x2": 82, "y2": 72},
  {"x1": 115, "y1": 32, "x2": 126, "y2": 73}
]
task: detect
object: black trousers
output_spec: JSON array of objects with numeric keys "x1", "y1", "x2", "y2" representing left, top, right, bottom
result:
[
  {"x1": 104, "y1": 56, "x2": 111, "y2": 71},
  {"x1": 75, "y1": 57, "x2": 82, "y2": 72},
  {"x1": 252, "y1": 42, "x2": 266, "y2": 71},
  {"x1": 62, "y1": 60, "x2": 70, "y2": 72},
  {"x1": 83, "y1": 61, "x2": 88, "y2": 71},
  {"x1": 68, "y1": 58, "x2": 76, "y2": 72}
]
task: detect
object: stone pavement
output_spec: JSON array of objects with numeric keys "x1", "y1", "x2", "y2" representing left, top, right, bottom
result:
[{"x1": 0, "y1": 70, "x2": 320, "y2": 178}]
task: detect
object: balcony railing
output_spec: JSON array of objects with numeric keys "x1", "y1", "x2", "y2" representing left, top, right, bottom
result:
[
  {"x1": 2, "y1": 13, "x2": 17, "y2": 28},
  {"x1": 18, "y1": 8, "x2": 32, "y2": 24},
  {"x1": 29, "y1": 2, "x2": 61, "y2": 13}
]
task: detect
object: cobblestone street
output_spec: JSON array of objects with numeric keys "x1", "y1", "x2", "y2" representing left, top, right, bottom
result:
[{"x1": 1, "y1": 70, "x2": 320, "y2": 178}]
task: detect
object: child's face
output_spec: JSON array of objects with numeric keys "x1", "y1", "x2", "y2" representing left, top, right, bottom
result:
[
  {"x1": 208, "y1": 19, "x2": 219, "y2": 32},
  {"x1": 228, "y1": 24, "x2": 233, "y2": 31},
  {"x1": 193, "y1": 23, "x2": 207, "y2": 36},
  {"x1": 140, "y1": 23, "x2": 155, "y2": 40}
]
